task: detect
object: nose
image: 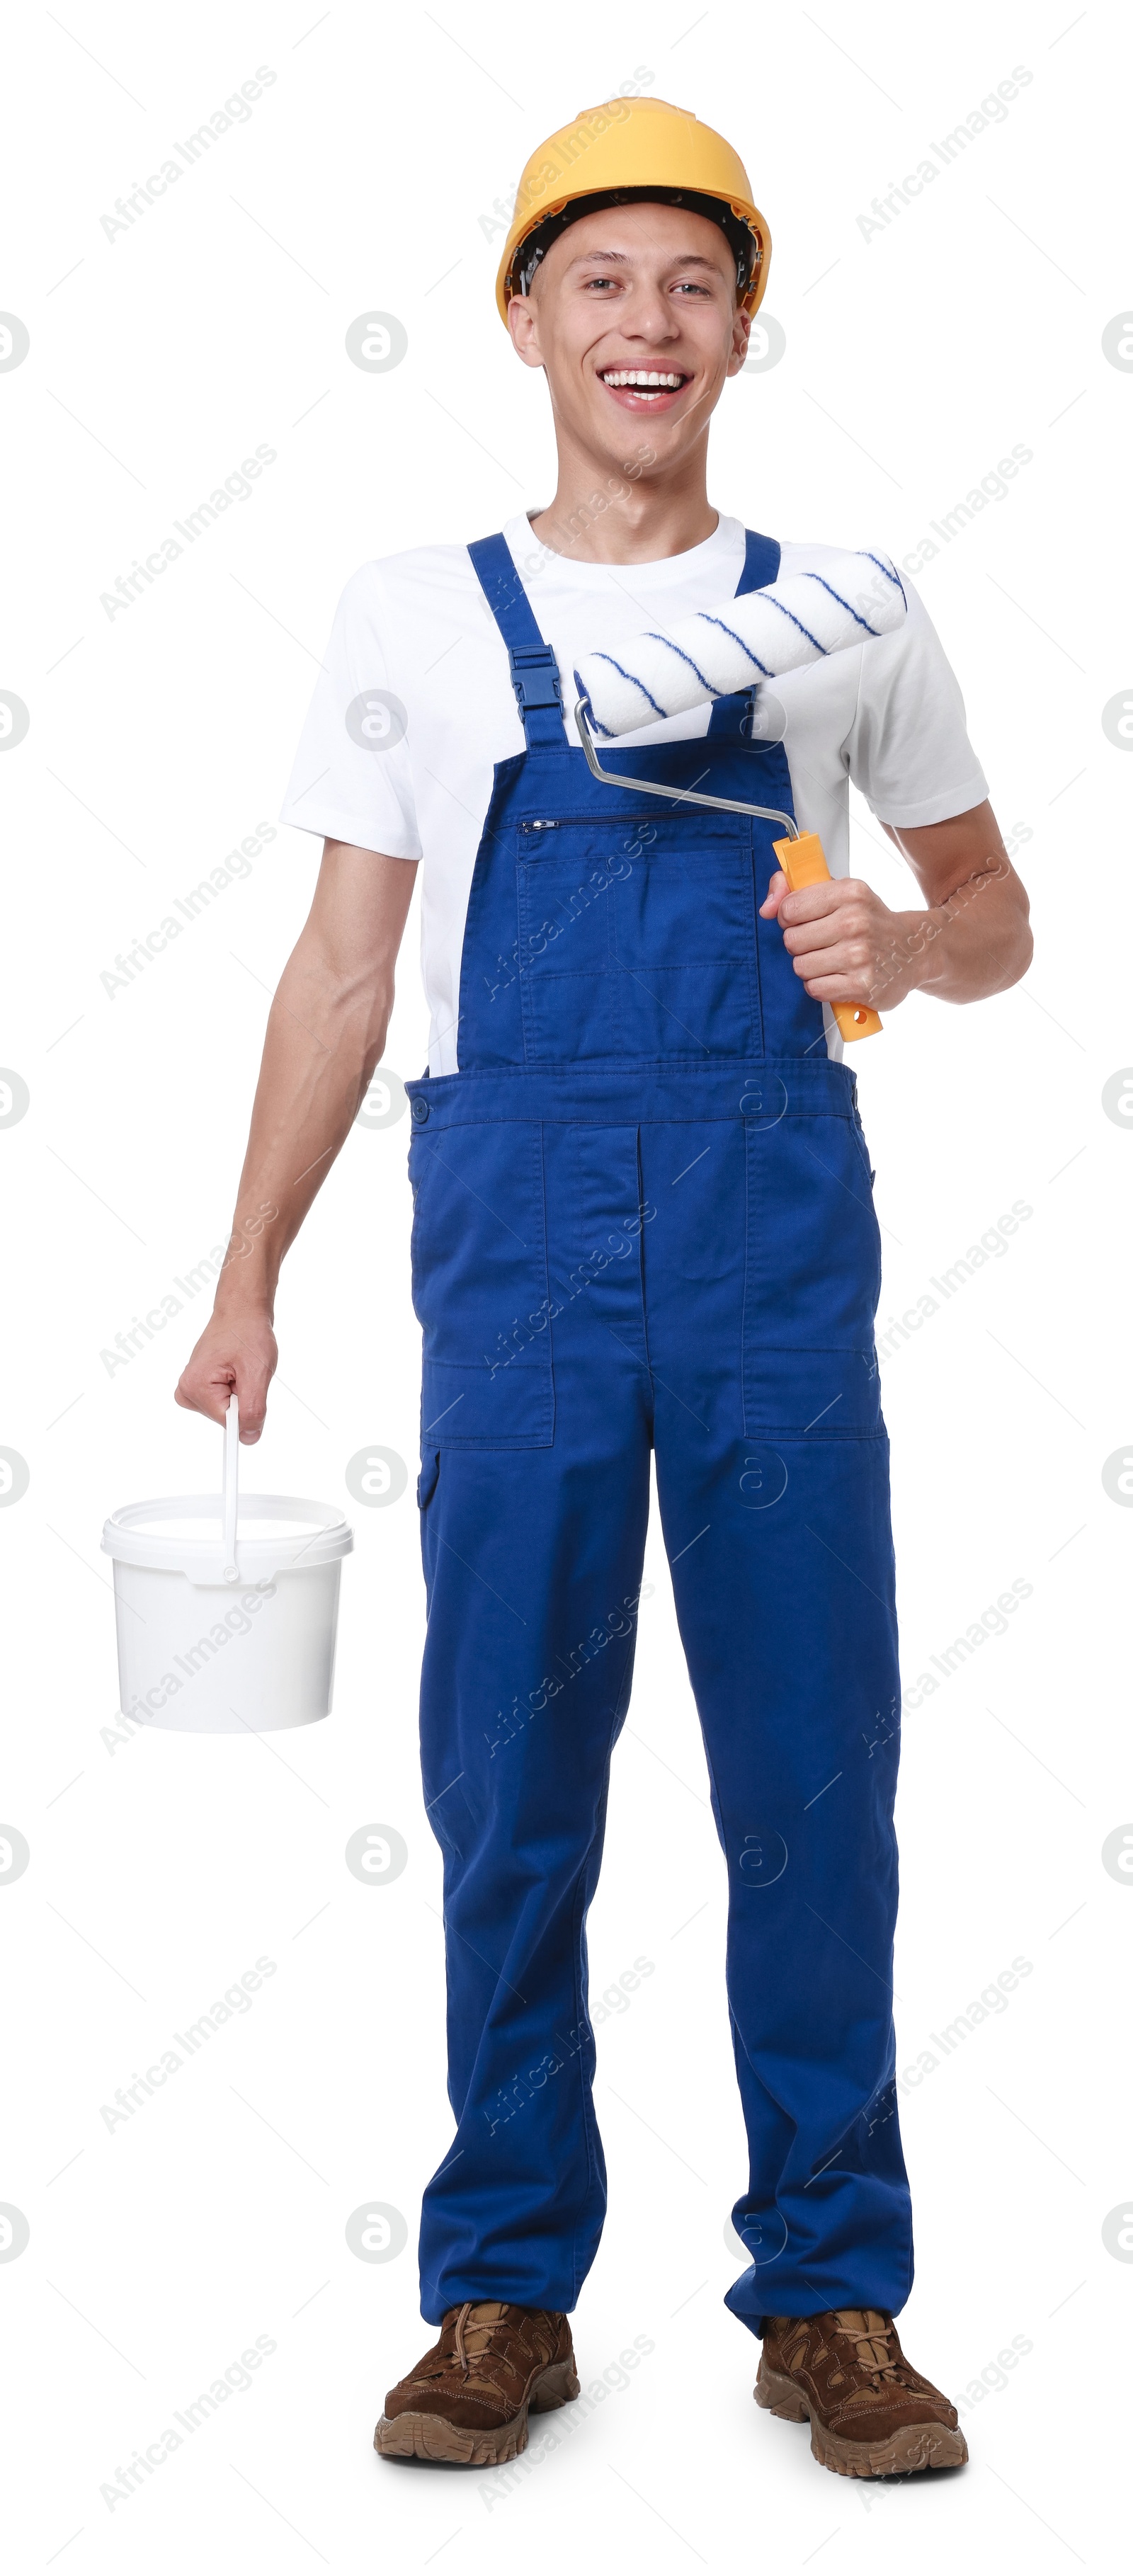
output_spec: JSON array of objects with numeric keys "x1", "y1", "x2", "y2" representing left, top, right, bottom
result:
[{"x1": 613, "y1": 284, "x2": 683, "y2": 349}]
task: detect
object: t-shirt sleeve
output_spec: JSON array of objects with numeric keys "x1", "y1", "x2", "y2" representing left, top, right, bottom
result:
[
  {"x1": 278, "y1": 564, "x2": 422, "y2": 858},
  {"x1": 843, "y1": 576, "x2": 989, "y2": 829}
]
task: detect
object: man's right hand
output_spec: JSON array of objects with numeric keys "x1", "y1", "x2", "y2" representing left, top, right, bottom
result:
[{"x1": 175, "y1": 1310, "x2": 279, "y2": 1441}]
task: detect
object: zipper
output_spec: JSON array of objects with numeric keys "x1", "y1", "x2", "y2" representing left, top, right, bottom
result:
[
  {"x1": 518, "y1": 813, "x2": 750, "y2": 842},
  {"x1": 518, "y1": 816, "x2": 668, "y2": 832}
]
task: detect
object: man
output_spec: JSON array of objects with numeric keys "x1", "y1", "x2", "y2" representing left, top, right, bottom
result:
[{"x1": 177, "y1": 98, "x2": 1031, "y2": 2479}]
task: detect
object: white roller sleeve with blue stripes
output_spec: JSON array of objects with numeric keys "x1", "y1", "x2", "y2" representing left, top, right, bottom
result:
[{"x1": 573, "y1": 549, "x2": 907, "y2": 739}]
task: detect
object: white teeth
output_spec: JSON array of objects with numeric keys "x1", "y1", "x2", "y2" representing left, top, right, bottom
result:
[{"x1": 600, "y1": 369, "x2": 685, "y2": 389}]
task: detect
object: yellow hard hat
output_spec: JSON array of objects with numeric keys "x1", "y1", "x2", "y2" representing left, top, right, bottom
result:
[{"x1": 496, "y1": 96, "x2": 770, "y2": 323}]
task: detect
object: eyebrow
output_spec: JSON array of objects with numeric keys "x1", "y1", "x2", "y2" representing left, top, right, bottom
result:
[{"x1": 564, "y1": 249, "x2": 726, "y2": 275}]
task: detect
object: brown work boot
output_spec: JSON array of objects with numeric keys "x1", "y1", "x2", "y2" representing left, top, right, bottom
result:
[
  {"x1": 755, "y1": 2308, "x2": 968, "y2": 2477},
  {"x1": 374, "y1": 2300, "x2": 580, "y2": 2465}
]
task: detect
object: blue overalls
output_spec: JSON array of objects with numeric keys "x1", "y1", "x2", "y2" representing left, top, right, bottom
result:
[{"x1": 404, "y1": 529, "x2": 912, "y2": 2337}]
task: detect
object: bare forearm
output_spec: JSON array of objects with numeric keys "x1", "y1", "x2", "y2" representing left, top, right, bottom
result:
[
  {"x1": 215, "y1": 948, "x2": 391, "y2": 1317},
  {"x1": 214, "y1": 841, "x2": 416, "y2": 1319},
  {"x1": 768, "y1": 800, "x2": 1033, "y2": 1018},
  {"x1": 870, "y1": 862, "x2": 1032, "y2": 1007},
  {"x1": 175, "y1": 843, "x2": 417, "y2": 1436}
]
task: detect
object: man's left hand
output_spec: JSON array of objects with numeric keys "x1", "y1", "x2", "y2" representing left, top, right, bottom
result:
[{"x1": 760, "y1": 872, "x2": 927, "y2": 1010}]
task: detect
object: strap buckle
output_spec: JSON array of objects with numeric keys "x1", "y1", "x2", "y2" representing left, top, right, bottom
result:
[{"x1": 508, "y1": 646, "x2": 563, "y2": 713}]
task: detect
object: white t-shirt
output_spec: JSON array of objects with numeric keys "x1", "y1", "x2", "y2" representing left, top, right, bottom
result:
[{"x1": 280, "y1": 511, "x2": 987, "y2": 1075}]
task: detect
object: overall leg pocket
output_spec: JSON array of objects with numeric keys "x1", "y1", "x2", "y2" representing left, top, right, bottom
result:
[
  {"x1": 409, "y1": 1117, "x2": 554, "y2": 1449},
  {"x1": 743, "y1": 1110, "x2": 884, "y2": 1438}
]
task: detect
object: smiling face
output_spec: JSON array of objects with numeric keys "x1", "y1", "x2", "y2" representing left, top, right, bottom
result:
[{"x1": 507, "y1": 200, "x2": 751, "y2": 480}]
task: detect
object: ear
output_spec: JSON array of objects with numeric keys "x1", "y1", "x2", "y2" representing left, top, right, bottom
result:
[
  {"x1": 727, "y1": 306, "x2": 752, "y2": 379},
  {"x1": 507, "y1": 293, "x2": 546, "y2": 370}
]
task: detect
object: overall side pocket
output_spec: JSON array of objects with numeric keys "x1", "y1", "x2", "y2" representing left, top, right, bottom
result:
[
  {"x1": 409, "y1": 1117, "x2": 555, "y2": 1450},
  {"x1": 742, "y1": 1110, "x2": 883, "y2": 1438}
]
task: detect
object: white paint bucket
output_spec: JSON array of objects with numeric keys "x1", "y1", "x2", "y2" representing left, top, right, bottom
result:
[{"x1": 101, "y1": 1396, "x2": 353, "y2": 1733}]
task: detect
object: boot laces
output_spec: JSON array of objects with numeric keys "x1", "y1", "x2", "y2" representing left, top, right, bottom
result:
[
  {"x1": 832, "y1": 2308, "x2": 901, "y2": 2383},
  {"x1": 451, "y1": 2301, "x2": 512, "y2": 2381}
]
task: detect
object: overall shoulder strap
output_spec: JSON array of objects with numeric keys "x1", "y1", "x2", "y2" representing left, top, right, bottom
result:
[
  {"x1": 707, "y1": 527, "x2": 782, "y2": 734},
  {"x1": 467, "y1": 533, "x2": 568, "y2": 750},
  {"x1": 735, "y1": 528, "x2": 781, "y2": 594}
]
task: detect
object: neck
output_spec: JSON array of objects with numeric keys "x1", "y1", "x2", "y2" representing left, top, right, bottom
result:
[{"x1": 529, "y1": 422, "x2": 719, "y2": 565}]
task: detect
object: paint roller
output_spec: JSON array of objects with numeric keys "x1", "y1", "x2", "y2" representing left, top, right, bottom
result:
[{"x1": 572, "y1": 549, "x2": 907, "y2": 1042}]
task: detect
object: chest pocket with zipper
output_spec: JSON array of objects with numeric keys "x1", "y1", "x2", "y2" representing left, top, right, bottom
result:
[{"x1": 514, "y1": 809, "x2": 761, "y2": 1065}]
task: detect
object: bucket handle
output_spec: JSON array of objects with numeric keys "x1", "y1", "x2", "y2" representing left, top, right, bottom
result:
[{"x1": 222, "y1": 1392, "x2": 240, "y2": 1584}]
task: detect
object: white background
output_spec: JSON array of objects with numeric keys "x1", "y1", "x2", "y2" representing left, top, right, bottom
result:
[{"x1": 1, "y1": 2, "x2": 1129, "y2": 2567}]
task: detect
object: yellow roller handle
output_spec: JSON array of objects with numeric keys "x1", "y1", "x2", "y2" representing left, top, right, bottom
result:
[{"x1": 773, "y1": 832, "x2": 882, "y2": 1043}]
